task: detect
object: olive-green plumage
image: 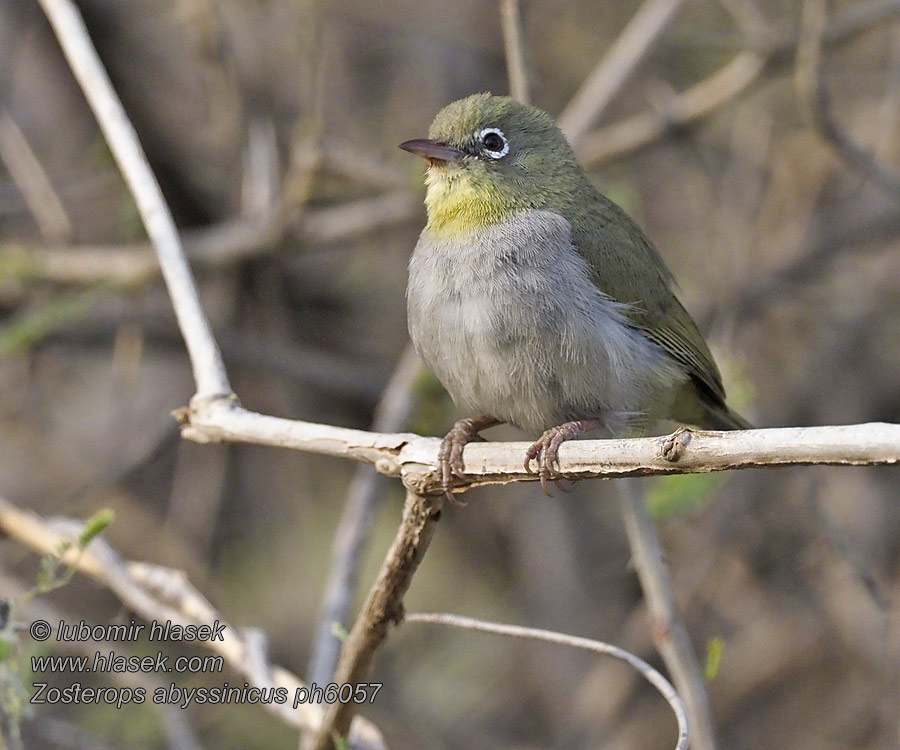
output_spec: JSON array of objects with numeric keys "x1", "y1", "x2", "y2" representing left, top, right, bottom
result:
[{"x1": 401, "y1": 94, "x2": 748, "y2": 491}]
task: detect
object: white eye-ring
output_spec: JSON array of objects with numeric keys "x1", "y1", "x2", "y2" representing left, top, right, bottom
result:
[{"x1": 478, "y1": 127, "x2": 509, "y2": 158}]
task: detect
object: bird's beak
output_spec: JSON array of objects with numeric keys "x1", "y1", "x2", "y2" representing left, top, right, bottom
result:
[{"x1": 399, "y1": 139, "x2": 465, "y2": 164}]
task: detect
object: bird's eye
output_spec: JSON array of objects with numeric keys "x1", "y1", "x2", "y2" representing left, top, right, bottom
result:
[{"x1": 478, "y1": 127, "x2": 509, "y2": 158}]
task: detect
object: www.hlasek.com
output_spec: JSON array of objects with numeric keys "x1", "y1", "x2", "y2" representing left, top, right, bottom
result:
[{"x1": 29, "y1": 618, "x2": 382, "y2": 710}]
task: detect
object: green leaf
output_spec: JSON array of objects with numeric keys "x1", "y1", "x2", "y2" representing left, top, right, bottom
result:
[
  {"x1": 646, "y1": 473, "x2": 726, "y2": 518},
  {"x1": 330, "y1": 621, "x2": 349, "y2": 643},
  {"x1": 704, "y1": 636, "x2": 724, "y2": 681},
  {"x1": 79, "y1": 509, "x2": 115, "y2": 548}
]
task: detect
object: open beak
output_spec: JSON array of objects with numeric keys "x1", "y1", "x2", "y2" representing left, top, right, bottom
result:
[{"x1": 399, "y1": 139, "x2": 465, "y2": 164}]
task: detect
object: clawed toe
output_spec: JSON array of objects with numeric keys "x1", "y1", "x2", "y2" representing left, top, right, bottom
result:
[
  {"x1": 525, "y1": 418, "x2": 608, "y2": 494},
  {"x1": 437, "y1": 416, "x2": 501, "y2": 502},
  {"x1": 525, "y1": 430, "x2": 567, "y2": 496}
]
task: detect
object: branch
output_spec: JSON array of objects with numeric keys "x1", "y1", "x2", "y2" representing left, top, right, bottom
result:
[
  {"x1": 575, "y1": 51, "x2": 766, "y2": 165},
  {"x1": 178, "y1": 400, "x2": 900, "y2": 493},
  {"x1": 0, "y1": 107, "x2": 72, "y2": 242},
  {"x1": 576, "y1": 0, "x2": 900, "y2": 166},
  {"x1": 307, "y1": 345, "x2": 423, "y2": 687},
  {"x1": 0, "y1": 495, "x2": 386, "y2": 750},
  {"x1": 557, "y1": 0, "x2": 690, "y2": 143},
  {"x1": 307, "y1": 489, "x2": 443, "y2": 750},
  {"x1": 499, "y1": 0, "x2": 532, "y2": 104},
  {"x1": 617, "y1": 480, "x2": 716, "y2": 750},
  {"x1": 0, "y1": 189, "x2": 419, "y2": 290},
  {"x1": 796, "y1": 0, "x2": 900, "y2": 194},
  {"x1": 2, "y1": 571, "x2": 203, "y2": 750},
  {"x1": 36, "y1": 0, "x2": 230, "y2": 399},
  {"x1": 406, "y1": 612, "x2": 689, "y2": 750}
]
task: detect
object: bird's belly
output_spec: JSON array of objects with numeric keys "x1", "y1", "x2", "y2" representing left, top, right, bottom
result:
[
  {"x1": 411, "y1": 289, "x2": 649, "y2": 433},
  {"x1": 406, "y1": 212, "x2": 684, "y2": 435}
]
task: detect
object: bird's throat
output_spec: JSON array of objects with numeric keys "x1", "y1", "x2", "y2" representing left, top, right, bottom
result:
[{"x1": 424, "y1": 166, "x2": 511, "y2": 235}]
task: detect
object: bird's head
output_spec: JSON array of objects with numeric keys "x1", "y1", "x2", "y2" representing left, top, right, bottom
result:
[{"x1": 400, "y1": 93, "x2": 584, "y2": 235}]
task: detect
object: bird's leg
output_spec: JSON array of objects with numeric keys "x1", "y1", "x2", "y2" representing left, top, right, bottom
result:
[
  {"x1": 438, "y1": 415, "x2": 502, "y2": 499},
  {"x1": 525, "y1": 418, "x2": 607, "y2": 496}
]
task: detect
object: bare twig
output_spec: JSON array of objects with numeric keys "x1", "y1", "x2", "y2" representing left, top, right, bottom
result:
[
  {"x1": 36, "y1": 0, "x2": 230, "y2": 399},
  {"x1": 499, "y1": 0, "x2": 532, "y2": 104},
  {"x1": 577, "y1": 0, "x2": 900, "y2": 165},
  {"x1": 307, "y1": 345, "x2": 423, "y2": 688},
  {"x1": 2, "y1": 571, "x2": 203, "y2": 750},
  {"x1": 407, "y1": 612, "x2": 690, "y2": 750},
  {"x1": 0, "y1": 189, "x2": 418, "y2": 290},
  {"x1": 0, "y1": 495, "x2": 386, "y2": 750},
  {"x1": 307, "y1": 489, "x2": 443, "y2": 750},
  {"x1": 296, "y1": 190, "x2": 420, "y2": 245},
  {"x1": 617, "y1": 479, "x2": 717, "y2": 750},
  {"x1": 241, "y1": 117, "x2": 280, "y2": 218},
  {"x1": 796, "y1": 0, "x2": 900, "y2": 194},
  {"x1": 576, "y1": 51, "x2": 767, "y2": 165},
  {"x1": 320, "y1": 143, "x2": 409, "y2": 190},
  {"x1": 558, "y1": 0, "x2": 690, "y2": 143},
  {"x1": 715, "y1": 0, "x2": 773, "y2": 38},
  {"x1": 0, "y1": 215, "x2": 280, "y2": 287},
  {"x1": 0, "y1": 108, "x2": 72, "y2": 242}
]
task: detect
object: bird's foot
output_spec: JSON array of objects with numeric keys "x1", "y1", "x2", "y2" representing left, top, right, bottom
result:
[
  {"x1": 524, "y1": 418, "x2": 607, "y2": 496},
  {"x1": 438, "y1": 416, "x2": 501, "y2": 502}
]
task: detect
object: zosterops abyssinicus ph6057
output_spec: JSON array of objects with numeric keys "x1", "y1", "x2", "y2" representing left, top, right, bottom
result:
[{"x1": 401, "y1": 93, "x2": 749, "y2": 496}]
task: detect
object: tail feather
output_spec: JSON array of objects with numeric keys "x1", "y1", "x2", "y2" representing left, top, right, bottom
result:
[{"x1": 701, "y1": 401, "x2": 752, "y2": 431}]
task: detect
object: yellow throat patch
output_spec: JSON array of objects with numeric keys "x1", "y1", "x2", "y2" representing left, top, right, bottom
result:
[{"x1": 424, "y1": 165, "x2": 509, "y2": 235}]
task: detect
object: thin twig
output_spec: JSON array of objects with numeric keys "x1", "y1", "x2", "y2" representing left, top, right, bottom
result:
[
  {"x1": 576, "y1": 51, "x2": 766, "y2": 165},
  {"x1": 558, "y1": 0, "x2": 690, "y2": 143},
  {"x1": 307, "y1": 489, "x2": 444, "y2": 750},
  {"x1": 406, "y1": 612, "x2": 690, "y2": 750},
  {"x1": 617, "y1": 479, "x2": 717, "y2": 750},
  {"x1": 307, "y1": 345, "x2": 423, "y2": 688},
  {"x1": 0, "y1": 190, "x2": 418, "y2": 289},
  {"x1": 499, "y1": 0, "x2": 531, "y2": 104},
  {"x1": 576, "y1": 0, "x2": 900, "y2": 165},
  {"x1": 715, "y1": 0, "x2": 773, "y2": 38},
  {"x1": 2, "y1": 571, "x2": 203, "y2": 750},
  {"x1": 796, "y1": 0, "x2": 900, "y2": 194},
  {"x1": 36, "y1": 0, "x2": 230, "y2": 399},
  {"x1": 296, "y1": 191, "x2": 420, "y2": 245},
  {"x1": 0, "y1": 495, "x2": 386, "y2": 750},
  {"x1": 0, "y1": 108, "x2": 72, "y2": 242},
  {"x1": 241, "y1": 117, "x2": 280, "y2": 219}
]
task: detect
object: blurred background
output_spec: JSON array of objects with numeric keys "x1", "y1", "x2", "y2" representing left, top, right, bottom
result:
[{"x1": 1, "y1": 0, "x2": 899, "y2": 748}]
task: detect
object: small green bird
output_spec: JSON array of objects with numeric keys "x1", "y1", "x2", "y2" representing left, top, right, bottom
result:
[{"x1": 400, "y1": 93, "x2": 749, "y2": 496}]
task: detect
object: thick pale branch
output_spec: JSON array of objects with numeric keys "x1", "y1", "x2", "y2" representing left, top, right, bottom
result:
[
  {"x1": 178, "y1": 401, "x2": 900, "y2": 494},
  {"x1": 177, "y1": 398, "x2": 417, "y2": 469}
]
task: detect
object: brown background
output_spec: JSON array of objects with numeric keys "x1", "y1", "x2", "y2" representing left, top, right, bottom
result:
[{"x1": 1, "y1": 1, "x2": 899, "y2": 748}]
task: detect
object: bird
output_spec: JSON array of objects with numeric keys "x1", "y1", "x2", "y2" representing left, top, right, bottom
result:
[{"x1": 400, "y1": 93, "x2": 749, "y2": 497}]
